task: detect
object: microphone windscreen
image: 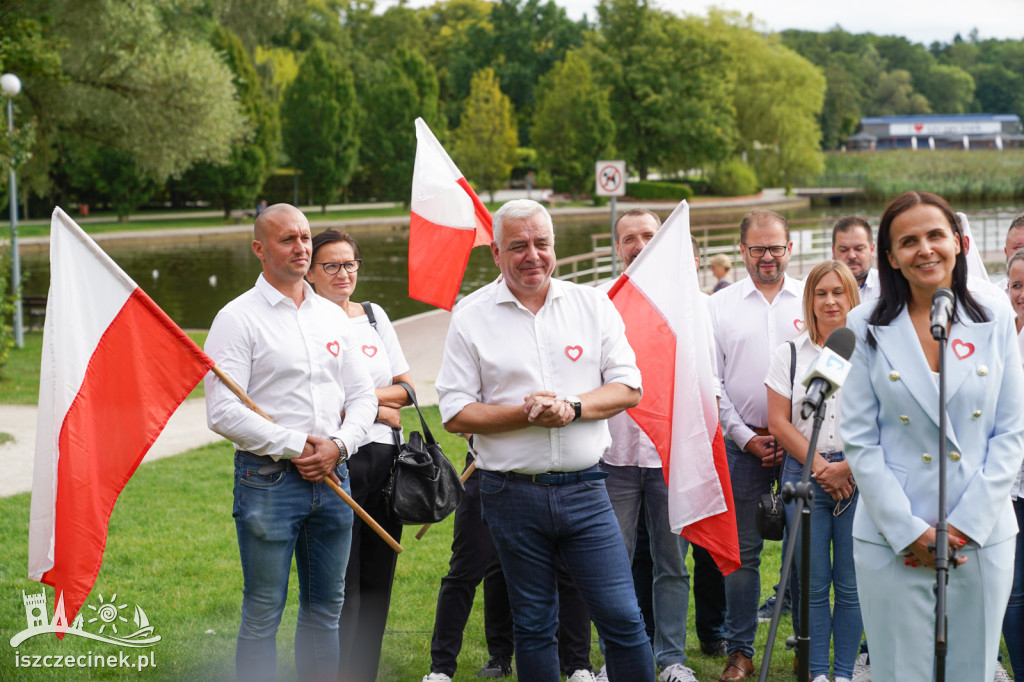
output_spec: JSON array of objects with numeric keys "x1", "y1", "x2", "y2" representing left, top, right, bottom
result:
[
  {"x1": 823, "y1": 327, "x2": 856, "y2": 361},
  {"x1": 932, "y1": 287, "x2": 954, "y2": 307}
]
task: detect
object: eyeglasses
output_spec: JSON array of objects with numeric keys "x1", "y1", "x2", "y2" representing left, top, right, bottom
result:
[
  {"x1": 834, "y1": 482, "x2": 857, "y2": 516},
  {"x1": 315, "y1": 260, "x2": 362, "y2": 275},
  {"x1": 745, "y1": 245, "x2": 788, "y2": 258}
]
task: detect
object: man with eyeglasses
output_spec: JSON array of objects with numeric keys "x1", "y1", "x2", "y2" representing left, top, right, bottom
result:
[
  {"x1": 204, "y1": 203, "x2": 378, "y2": 682},
  {"x1": 832, "y1": 217, "x2": 879, "y2": 303},
  {"x1": 707, "y1": 210, "x2": 804, "y2": 681}
]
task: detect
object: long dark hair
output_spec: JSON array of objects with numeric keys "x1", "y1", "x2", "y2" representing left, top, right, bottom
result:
[{"x1": 868, "y1": 191, "x2": 986, "y2": 346}]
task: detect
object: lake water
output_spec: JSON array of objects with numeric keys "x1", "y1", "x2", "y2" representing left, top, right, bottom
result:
[{"x1": 19, "y1": 200, "x2": 1024, "y2": 329}]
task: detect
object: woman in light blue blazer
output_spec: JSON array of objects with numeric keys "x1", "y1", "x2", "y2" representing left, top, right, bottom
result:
[{"x1": 841, "y1": 191, "x2": 1024, "y2": 681}]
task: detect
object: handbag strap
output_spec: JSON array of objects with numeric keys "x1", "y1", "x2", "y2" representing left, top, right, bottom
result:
[
  {"x1": 395, "y1": 381, "x2": 437, "y2": 445},
  {"x1": 361, "y1": 301, "x2": 378, "y2": 332}
]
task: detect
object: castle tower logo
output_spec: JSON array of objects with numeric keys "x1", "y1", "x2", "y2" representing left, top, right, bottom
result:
[{"x1": 10, "y1": 590, "x2": 161, "y2": 648}]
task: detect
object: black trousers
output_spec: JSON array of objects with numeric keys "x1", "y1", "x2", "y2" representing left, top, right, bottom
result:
[
  {"x1": 337, "y1": 441, "x2": 404, "y2": 682},
  {"x1": 429, "y1": 452, "x2": 594, "y2": 677}
]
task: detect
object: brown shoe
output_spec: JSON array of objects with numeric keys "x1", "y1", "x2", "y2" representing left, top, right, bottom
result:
[{"x1": 719, "y1": 652, "x2": 755, "y2": 681}]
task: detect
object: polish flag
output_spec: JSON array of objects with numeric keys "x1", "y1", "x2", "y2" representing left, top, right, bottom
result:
[
  {"x1": 28, "y1": 208, "x2": 215, "y2": 631},
  {"x1": 409, "y1": 117, "x2": 492, "y2": 310},
  {"x1": 608, "y1": 201, "x2": 740, "y2": 574}
]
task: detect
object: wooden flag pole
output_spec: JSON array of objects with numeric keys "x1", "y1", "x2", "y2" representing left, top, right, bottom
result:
[
  {"x1": 414, "y1": 460, "x2": 476, "y2": 540},
  {"x1": 211, "y1": 364, "x2": 403, "y2": 553}
]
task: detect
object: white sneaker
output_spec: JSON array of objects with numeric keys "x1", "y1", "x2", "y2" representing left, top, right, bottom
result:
[
  {"x1": 994, "y1": 664, "x2": 1012, "y2": 682},
  {"x1": 594, "y1": 664, "x2": 609, "y2": 682},
  {"x1": 423, "y1": 674, "x2": 453, "y2": 682},
  {"x1": 567, "y1": 671, "x2": 596, "y2": 682},
  {"x1": 811, "y1": 676, "x2": 830, "y2": 682},
  {"x1": 852, "y1": 652, "x2": 870, "y2": 682},
  {"x1": 836, "y1": 677, "x2": 852, "y2": 682},
  {"x1": 659, "y1": 663, "x2": 699, "y2": 682}
]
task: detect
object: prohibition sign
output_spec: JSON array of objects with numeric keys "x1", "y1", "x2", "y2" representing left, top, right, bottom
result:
[{"x1": 595, "y1": 160, "x2": 626, "y2": 197}]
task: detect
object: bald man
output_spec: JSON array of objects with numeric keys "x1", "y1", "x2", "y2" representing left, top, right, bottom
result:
[{"x1": 205, "y1": 204, "x2": 377, "y2": 682}]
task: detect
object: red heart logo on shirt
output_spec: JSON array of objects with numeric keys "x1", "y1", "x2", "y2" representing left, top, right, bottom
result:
[
  {"x1": 794, "y1": 319, "x2": 805, "y2": 332},
  {"x1": 362, "y1": 345, "x2": 377, "y2": 358},
  {"x1": 952, "y1": 339, "x2": 974, "y2": 360},
  {"x1": 914, "y1": 124, "x2": 924, "y2": 132},
  {"x1": 326, "y1": 341, "x2": 340, "y2": 357},
  {"x1": 565, "y1": 345, "x2": 583, "y2": 362}
]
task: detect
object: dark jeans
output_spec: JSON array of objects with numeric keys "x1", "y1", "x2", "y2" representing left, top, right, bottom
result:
[
  {"x1": 337, "y1": 441, "x2": 404, "y2": 682},
  {"x1": 691, "y1": 543, "x2": 728, "y2": 644},
  {"x1": 481, "y1": 467, "x2": 654, "y2": 682},
  {"x1": 1003, "y1": 496, "x2": 1024, "y2": 679},
  {"x1": 428, "y1": 453, "x2": 594, "y2": 677}
]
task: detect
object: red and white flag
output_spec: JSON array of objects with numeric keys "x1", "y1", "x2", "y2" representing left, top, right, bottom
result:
[
  {"x1": 608, "y1": 201, "x2": 740, "y2": 574},
  {"x1": 28, "y1": 208, "x2": 215, "y2": 631},
  {"x1": 408, "y1": 117, "x2": 492, "y2": 310}
]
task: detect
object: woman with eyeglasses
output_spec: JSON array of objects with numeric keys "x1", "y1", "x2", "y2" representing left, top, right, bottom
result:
[
  {"x1": 840, "y1": 191, "x2": 1024, "y2": 680},
  {"x1": 765, "y1": 259, "x2": 862, "y2": 682},
  {"x1": 306, "y1": 228, "x2": 413, "y2": 682}
]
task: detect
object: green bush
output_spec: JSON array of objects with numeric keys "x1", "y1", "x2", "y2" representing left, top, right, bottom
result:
[
  {"x1": 709, "y1": 159, "x2": 759, "y2": 197},
  {"x1": 625, "y1": 180, "x2": 693, "y2": 201}
]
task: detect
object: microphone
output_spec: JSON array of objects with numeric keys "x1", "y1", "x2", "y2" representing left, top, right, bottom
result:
[
  {"x1": 930, "y1": 287, "x2": 955, "y2": 340},
  {"x1": 801, "y1": 327, "x2": 856, "y2": 419}
]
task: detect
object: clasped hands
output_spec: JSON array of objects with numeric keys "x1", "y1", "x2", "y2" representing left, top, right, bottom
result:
[
  {"x1": 523, "y1": 390, "x2": 574, "y2": 428},
  {"x1": 293, "y1": 435, "x2": 343, "y2": 484},
  {"x1": 904, "y1": 524, "x2": 970, "y2": 569}
]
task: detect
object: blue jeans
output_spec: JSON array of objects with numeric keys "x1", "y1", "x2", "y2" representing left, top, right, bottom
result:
[
  {"x1": 724, "y1": 438, "x2": 777, "y2": 659},
  {"x1": 1003, "y1": 496, "x2": 1024, "y2": 679},
  {"x1": 602, "y1": 463, "x2": 689, "y2": 667},
  {"x1": 232, "y1": 451, "x2": 354, "y2": 682},
  {"x1": 782, "y1": 453, "x2": 862, "y2": 679},
  {"x1": 480, "y1": 468, "x2": 655, "y2": 682}
]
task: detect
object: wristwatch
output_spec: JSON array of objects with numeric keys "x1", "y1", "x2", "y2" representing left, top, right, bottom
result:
[
  {"x1": 563, "y1": 396, "x2": 582, "y2": 422},
  {"x1": 329, "y1": 436, "x2": 348, "y2": 466}
]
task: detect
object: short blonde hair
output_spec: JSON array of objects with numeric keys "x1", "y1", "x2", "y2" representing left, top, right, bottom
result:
[
  {"x1": 802, "y1": 260, "x2": 860, "y2": 346},
  {"x1": 709, "y1": 254, "x2": 731, "y2": 271}
]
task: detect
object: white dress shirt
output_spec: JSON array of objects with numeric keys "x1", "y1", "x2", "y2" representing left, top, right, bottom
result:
[
  {"x1": 205, "y1": 274, "x2": 378, "y2": 460},
  {"x1": 600, "y1": 284, "x2": 721, "y2": 468},
  {"x1": 764, "y1": 331, "x2": 844, "y2": 455},
  {"x1": 437, "y1": 278, "x2": 642, "y2": 473},
  {"x1": 859, "y1": 268, "x2": 880, "y2": 304},
  {"x1": 349, "y1": 303, "x2": 410, "y2": 447},
  {"x1": 708, "y1": 274, "x2": 804, "y2": 448}
]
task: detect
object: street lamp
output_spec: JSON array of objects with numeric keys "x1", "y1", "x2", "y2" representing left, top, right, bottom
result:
[{"x1": 1, "y1": 72, "x2": 23, "y2": 349}]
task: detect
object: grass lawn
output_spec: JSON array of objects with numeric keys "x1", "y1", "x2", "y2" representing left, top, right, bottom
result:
[
  {"x1": 0, "y1": 331, "x2": 207, "y2": 405},
  {"x1": 0, "y1": 406, "x2": 808, "y2": 682}
]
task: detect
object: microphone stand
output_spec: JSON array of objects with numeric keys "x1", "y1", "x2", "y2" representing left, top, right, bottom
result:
[
  {"x1": 757, "y1": 398, "x2": 825, "y2": 682},
  {"x1": 931, "y1": 322, "x2": 955, "y2": 681}
]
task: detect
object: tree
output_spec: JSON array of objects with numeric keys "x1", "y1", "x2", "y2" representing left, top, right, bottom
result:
[
  {"x1": 3, "y1": 0, "x2": 248, "y2": 212},
  {"x1": 352, "y1": 47, "x2": 442, "y2": 204},
  {"x1": 873, "y1": 69, "x2": 931, "y2": 115},
  {"x1": 451, "y1": 67, "x2": 518, "y2": 203},
  {"x1": 181, "y1": 27, "x2": 281, "y2": 217},
  {"x1": 587, "y1": 0, "x2": 735, "y2": 179},
  {"x1": 531, "y1": 50, "x2": 615, "y2": 200},
  {"x1": 281, "y1": 41, "x2": 361, "y2": 211},
  {"x1": 718, "y1": 13, "x2": 826, "y2": 187}
]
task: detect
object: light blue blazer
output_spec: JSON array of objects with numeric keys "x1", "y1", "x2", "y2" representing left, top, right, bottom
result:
[{"x1": 841, "y1": 292, "x2": 1024, "y2": 555}]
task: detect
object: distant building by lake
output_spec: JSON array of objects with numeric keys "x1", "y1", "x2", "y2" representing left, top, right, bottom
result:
[{"x1": 847, "y1": 113, "x2": 1024, "y2": 151}]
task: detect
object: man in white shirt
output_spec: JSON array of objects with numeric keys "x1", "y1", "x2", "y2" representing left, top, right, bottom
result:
[
  {"x1": 831, "y1": 217, "x2": 879, "y2": 304},
  {"x1": 436, "y1": 199, "x2": 652, "y2": 682},
  {"x1": 204, "y1": 204, "x2": 377, "y2": 682},
  {"x1": 708, "y1": 210, "x2": 804, "y2": 681}
]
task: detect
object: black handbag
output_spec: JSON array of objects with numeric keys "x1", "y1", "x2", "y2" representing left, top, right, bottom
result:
[
  {"x1": 755, "y1": 340, "x2": 796, "y2": 542},
  {"x1": 382, "y1": 381, "x2": 465, "y2": 525}
]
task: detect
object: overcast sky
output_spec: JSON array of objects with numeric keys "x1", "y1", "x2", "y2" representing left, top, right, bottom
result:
[{"x1": 393, "y1": 0, "x2": 1024, "y2": 46}]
